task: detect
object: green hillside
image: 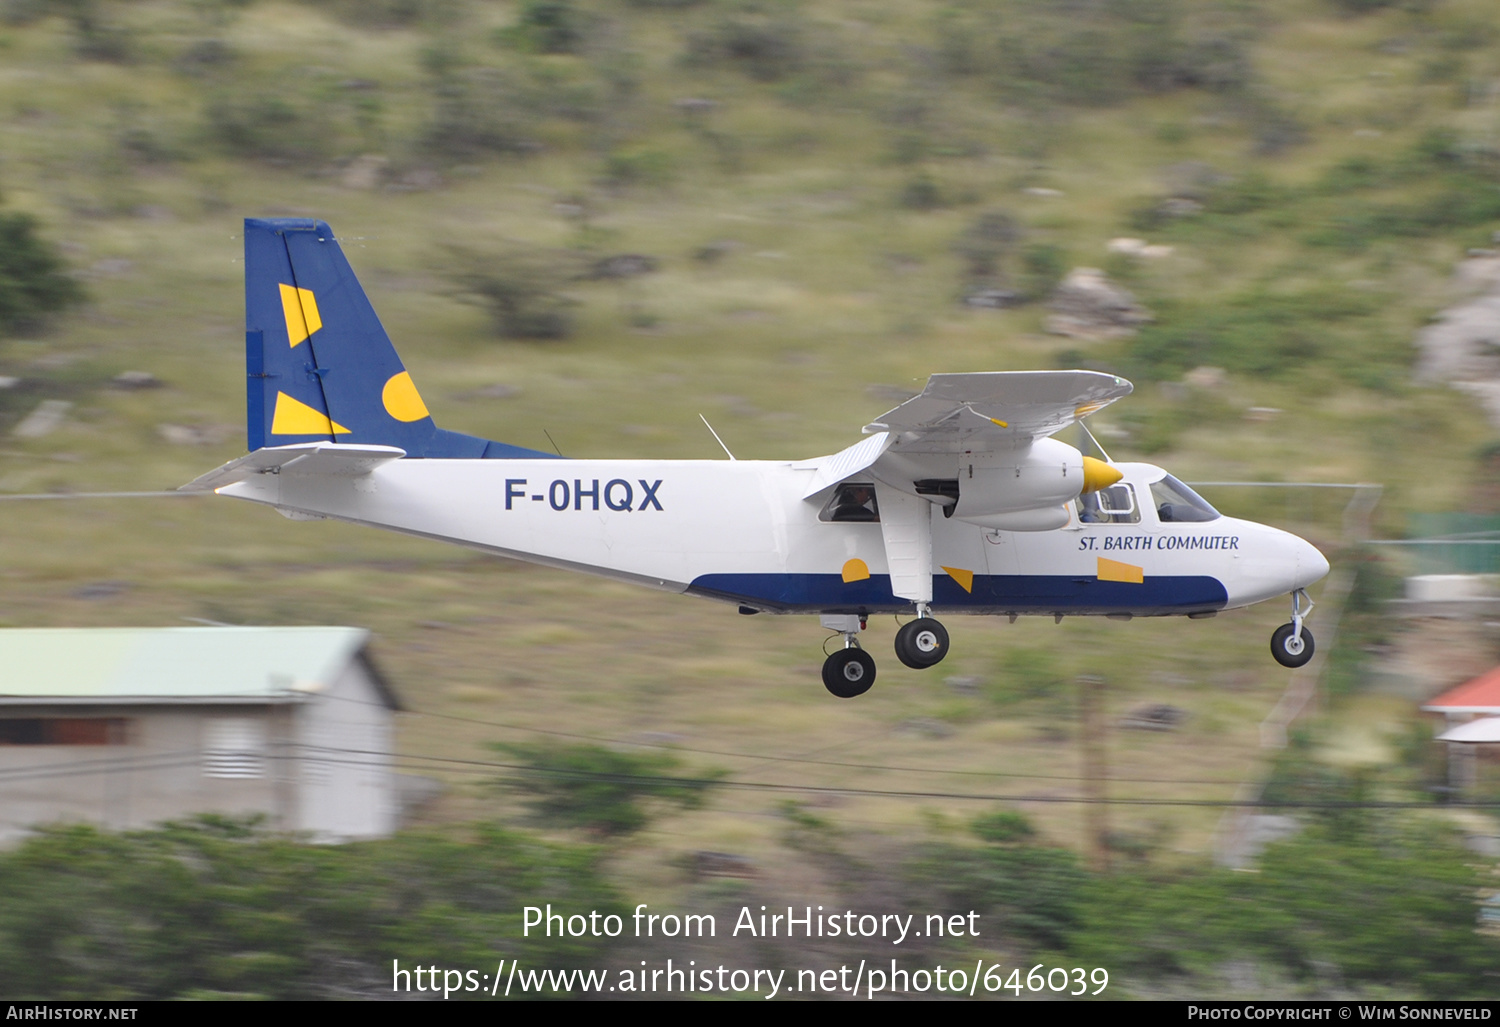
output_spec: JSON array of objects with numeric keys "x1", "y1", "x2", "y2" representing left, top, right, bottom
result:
[{"x1": 1, "y1": 0, "x2": 1498, "y2": 998}]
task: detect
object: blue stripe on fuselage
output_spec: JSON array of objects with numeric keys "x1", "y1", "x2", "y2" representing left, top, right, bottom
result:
[{"x1": 687, "y1": 573, "x2": 1228, "y2": 615}]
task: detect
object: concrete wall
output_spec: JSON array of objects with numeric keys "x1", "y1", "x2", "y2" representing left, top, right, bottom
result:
[
  {"x1": 0, "y1": 704, "x2": 292, "y2": 845},
  {"x1": 0, "y1": 671, "x2": 396, "y2": 844},
  {"x1": 293, "y1": 659, "x2": 398, "y2": 841}
]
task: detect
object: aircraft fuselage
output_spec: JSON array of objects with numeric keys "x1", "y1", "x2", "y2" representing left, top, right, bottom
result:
[{"x1": 219, "y1": 457, "x2": 1325, "y2": 619}]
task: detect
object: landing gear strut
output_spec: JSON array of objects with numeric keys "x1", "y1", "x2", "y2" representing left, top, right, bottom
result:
[
  {"x1": 895, "y1": 605, "x2": 950, "y2": 670},
  {"x1": 1270, "y1": 588, "x2": 1315, "y2": 669}
]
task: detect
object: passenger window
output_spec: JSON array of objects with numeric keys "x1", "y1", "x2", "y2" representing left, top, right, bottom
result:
[
  {"x1": 820, "y1": 483, "x2": 880, "y2": 522},
  {"x1": 1076, "y1": 484, "x2": 1140, "y2": 525}
]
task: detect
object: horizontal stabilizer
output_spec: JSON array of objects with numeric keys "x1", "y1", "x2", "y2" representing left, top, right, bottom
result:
[{"x1": 179, "y1": 443, "x2": 405, "y2": 493}]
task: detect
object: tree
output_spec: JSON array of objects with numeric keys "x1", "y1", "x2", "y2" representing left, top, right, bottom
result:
[
  {"x1": 495, "y1": 743, "x2": 724, "y2": 835},
  {"x1": 442, "y1": 244, "x2": 580, "y2": 340},
  {"x1": 0, "y1": 213, "x2": 83, "y2": 336}
]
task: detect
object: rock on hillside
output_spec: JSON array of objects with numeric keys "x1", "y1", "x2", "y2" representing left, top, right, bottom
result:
[
  {"x1": 1044, "y1": 267, "x2": 1152, "y2": 340},
  {"x1": 1416, "y1": 253, "x2": 1500, "y2": 427}
]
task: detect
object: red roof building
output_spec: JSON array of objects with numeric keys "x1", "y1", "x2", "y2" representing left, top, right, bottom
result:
[{"x1": 1422, "y1": 667, "x2": 1500, "y2": 717}]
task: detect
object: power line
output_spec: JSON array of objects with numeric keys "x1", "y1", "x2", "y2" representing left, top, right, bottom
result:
[
  {"x1": 317, "y1": 690, "x2": 1261, "y2": 787},
  {"x1": 300, "y1": 742, "x2": 1500, "y2": 811},
  {"x1": 0, "y1": 491, "x2": 201, "y2": 501},
  {"x1": 1, "y1": 741, "x2": 1476, "y2": 810}
]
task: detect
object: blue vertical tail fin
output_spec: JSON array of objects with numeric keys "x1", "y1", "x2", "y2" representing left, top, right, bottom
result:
[{"x1": 243, "y1": 217, "x2": 557, "y2": 459}]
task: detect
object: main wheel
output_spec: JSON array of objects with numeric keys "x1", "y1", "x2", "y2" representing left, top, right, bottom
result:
[
  {"x1": 1270, "y1": 622, "x2": 1315, "y2": 669},
  {"x1": 822, "y1": 648, "x2": 876, "y2": 698},
  {"x1": 894, "y1": 618, "x2": 950, "y2": 669}
]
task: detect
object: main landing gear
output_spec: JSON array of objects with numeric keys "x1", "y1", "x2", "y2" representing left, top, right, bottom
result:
[
  {"x1": 819, "y1": 607, "x2": 950, "y2": 698},
  {"x1": 895, "y1": 612, "x2": 950, "y2": 670},
  {"x1": 1270, "y1": 588, "x2": 1315, "y2": 669}
]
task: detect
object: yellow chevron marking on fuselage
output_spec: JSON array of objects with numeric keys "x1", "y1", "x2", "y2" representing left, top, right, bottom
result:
[
  {"x1": 271, "y1": 391, "x2": 349, "y2": 436},
  {"x1": 841, "y1": 558, "x2": 870, "y2": 583},
  {"x1": 279, "y1": 283, "x2": 322, "y2": 348},
  {"x1": 942, "y1": 566, "x2": 974, "y2": 593},
  {"x1": 382, "y1": 371, "x2": 430, "y2": 423},
  {"x1": 1096, "y1": 556, "x2": 1144, "y2": 583}
]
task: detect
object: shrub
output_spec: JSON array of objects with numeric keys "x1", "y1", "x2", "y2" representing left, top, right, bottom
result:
[
  {"x1": 498, "y1": 0, "x2": 585, "y2": 55},
  {"x1": 600, "y1": 148, "x2": 674, "y2": 187},
  {"x1": 897, "y1": 173, "x2": 943, "y2": 210},
  {"x1": 987, "y1": 646, "x2": 1067, "y2": 706},
  {"x1": 1126, "y1": 285, "x2": 1377, "y2": 380},
  {"x1": 423, "y1": 69, "x2": 538, "y2": 161},
  {"x1": 297, "y1": 0, "x2": 449, "y2": 29},
  {"x1": 442, "y1": 243, "x2": 582, "y2": 341},
  {"x1": 683, "y1": 11, "x2": 802, "y2": 82},
  {"x1": 52, "y1": 0, "x2": 133, "y2": 62},
  {"x1": 493, "y1": 743, "x2": 724, "y2": 835},
  {"x1": 0, "y1": 213, "x2": 83, "y2": 336},
  {"x1": 205, "y1": 91, "x2": 327, "y2": 162},
  {"x1": 0, "y1": 818, "x2": 618, "y2": 999},
  {"x1": 1018, "y1": 242, "x2": 1066, "y2": 301},
  {"x1": 954, "y1": 209, "x2": 1022, "y2": 281},
  {"x1": 914, "y1": 835, "x2": 1086, "y2": 949},
  {"x1": 971, "y1": 810, "x2": 1036, "y2": 845}
]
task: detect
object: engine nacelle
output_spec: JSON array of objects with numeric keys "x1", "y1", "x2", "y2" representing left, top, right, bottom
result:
[
  {"x1": 966, "y1": 506, "x2": 1072, "y2": 532},
  {"x1": 951, "y1": 437, "x2": 1082, "y2": 529}
]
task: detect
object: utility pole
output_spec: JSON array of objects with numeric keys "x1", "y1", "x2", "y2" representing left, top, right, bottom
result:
[{"x1": 1079, "y1": 674, "x2": 1110, "y2": 872}]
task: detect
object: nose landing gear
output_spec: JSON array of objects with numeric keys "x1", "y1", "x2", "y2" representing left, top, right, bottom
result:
[
  {"x1": 823, "y1": 646, "x2": 876, "y2": 698},
  {"x1": 1270, "y1": 588, "x2": 1315, "y2": 669},
  {"x1": 820, "y1": 614, "x2": 875, "y2": 698}
]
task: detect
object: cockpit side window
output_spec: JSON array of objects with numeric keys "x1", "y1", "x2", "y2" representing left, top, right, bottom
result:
[
  {"x1": 820, "y1": 482, "x2": 880, "y2": 522},
  {"x1": 1076, "y1": 483, "x2": 1140, "y2": 525},
  {"x1": 1150, "y1": 474, "x2": 1220, "y2": 523}
]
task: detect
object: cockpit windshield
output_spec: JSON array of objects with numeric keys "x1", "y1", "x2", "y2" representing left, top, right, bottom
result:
[{"x1": 1150, "y1": 474, "x2": 1220, "y2": 523}]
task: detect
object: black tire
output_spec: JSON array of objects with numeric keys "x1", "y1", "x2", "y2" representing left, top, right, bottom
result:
[
  {"x1": 894, "y1": 618, "x2": 950, "y2": 669},
  {"x1": 822, "y1": 648, "x2": 876, "y2": 698},
  {"x1": 1270, "y1": 622, "x2": 1315, "y2": 669}
]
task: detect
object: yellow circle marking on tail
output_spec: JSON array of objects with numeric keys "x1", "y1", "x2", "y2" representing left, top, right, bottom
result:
[{"x1": 382, "y1": 371, "x2": 430, "y2": 423}]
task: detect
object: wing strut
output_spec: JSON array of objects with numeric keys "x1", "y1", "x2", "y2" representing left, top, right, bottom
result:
[{"x1": 873, "y1": 481, "x2": 933, "y2": 605}]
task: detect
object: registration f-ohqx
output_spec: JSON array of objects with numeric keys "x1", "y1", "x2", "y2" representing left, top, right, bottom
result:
[{"x1": 186, "y1": 218, "x2": 1330, "y2": 697}]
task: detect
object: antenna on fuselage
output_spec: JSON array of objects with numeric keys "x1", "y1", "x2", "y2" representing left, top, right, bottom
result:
[{"x1": 698, "y1": 414, "x2": 737, "y2": 461}]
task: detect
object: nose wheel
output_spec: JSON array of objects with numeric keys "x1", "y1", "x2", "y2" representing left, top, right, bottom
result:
[
  {"x1": 895, "y1": 617, "x2": 950, "y2": 669},
  {"x1": 1270, "y1": 589, "x2": 1315, "y2": 669},
  {"x1": 823, "y1": 647, "x2": 876, "y2": 698}
]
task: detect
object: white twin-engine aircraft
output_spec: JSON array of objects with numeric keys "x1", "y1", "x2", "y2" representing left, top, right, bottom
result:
[{"x1": 185, "y1": 219, "x2": 1330, "y2": 698}]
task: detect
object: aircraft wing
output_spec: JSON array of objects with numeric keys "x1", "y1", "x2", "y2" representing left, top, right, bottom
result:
[
  {"x1": 863, "y1": 370, "x2": 1132, "y2": 448},
  {"x1": 796, "y1": 432, "x2": 896, "y2": 499},
  {"x1": 180, "y1": 442, "x2": 406, "y2": 493}
]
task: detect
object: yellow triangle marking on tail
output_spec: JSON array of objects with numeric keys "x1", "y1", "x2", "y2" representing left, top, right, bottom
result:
[
  {"x1": 1097, "y1": 556, "x2": 1144, "y2": 584},
  {"x1": 271, "y1": 391, "x2": 349, "y2": 436},
  {"x1": 942, "y1": 566, "x2": 974, "y2": 593},
  {"x1": 279, "y1": 283, "x2": 322, "y2": 348},
  {"x1": 841, "y1": 558, "x2": 870, "y2": 583}
]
